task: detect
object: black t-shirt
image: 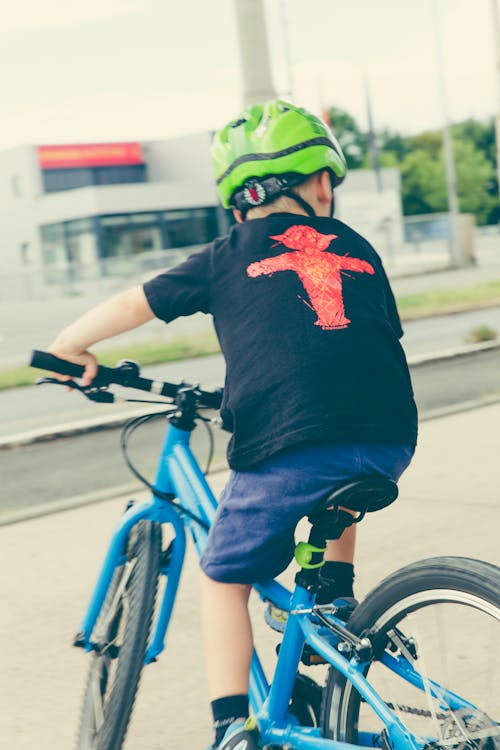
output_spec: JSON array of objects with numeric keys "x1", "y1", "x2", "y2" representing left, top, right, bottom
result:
[{"x1": 144, "y1": 214, "x2": 418, "y2": 469}]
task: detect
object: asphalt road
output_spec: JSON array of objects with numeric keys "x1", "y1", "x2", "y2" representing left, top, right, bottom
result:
[
  {"x1": 2, "y1": 345, "x2": 500, "y2": 518},
  {"x1": 3, "y1": 304, "x2": 500, "y2": 441}
]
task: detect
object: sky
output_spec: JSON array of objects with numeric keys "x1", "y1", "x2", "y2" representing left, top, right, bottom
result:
[{"x1": 0, "y1": 0, "x2": 497, "y2": 151}]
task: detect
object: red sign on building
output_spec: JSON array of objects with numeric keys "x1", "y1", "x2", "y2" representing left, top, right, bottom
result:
[{"x1": 38, "y1": 142, "x2": 144, "y2": 170}]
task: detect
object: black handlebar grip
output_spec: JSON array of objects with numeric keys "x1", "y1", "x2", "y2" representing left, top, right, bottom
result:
[
  {"x1": 30, "y1": 350, "x2": 86, "y2": 378},
  {"x1": 30, "y1": 349, "x2": 223, "y2": 406},
  {"x1": 199, "y1": 388, "x2": 223, "y2": 410}
]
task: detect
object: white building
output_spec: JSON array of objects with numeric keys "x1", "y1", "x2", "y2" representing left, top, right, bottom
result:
[
  {"x1": 335, "y1": 168, "x2": 404, "y2": 263},
  {"x1": 0, "y1": 134, "x2": 402, "y2": 299},
  {"x1": 0, "y1": 135, "x2": 230, "y2": 298}
]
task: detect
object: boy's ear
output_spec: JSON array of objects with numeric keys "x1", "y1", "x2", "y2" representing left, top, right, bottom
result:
[
  {"x1": 317, "y1": 169, "x2": 333, "y2": 204},
  {"x1": 232, "y1": 208, "x2": 244, "y2": 223}
]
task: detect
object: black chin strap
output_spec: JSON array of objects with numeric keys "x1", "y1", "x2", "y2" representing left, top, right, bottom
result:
[{"x1": 280, "y1": 190, "x2": 316, "y2": 217}]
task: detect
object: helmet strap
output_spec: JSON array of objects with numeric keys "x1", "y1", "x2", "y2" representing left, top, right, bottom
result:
[
  {"x1": 232, "y1": 174, "x2": 318, "y2": 220},
  {"x1": 330, "y1": 192, "x2": 335, "y2": 218},
  {"x1": 280, "y1": 190, "x2": 316, "y2": 218}
]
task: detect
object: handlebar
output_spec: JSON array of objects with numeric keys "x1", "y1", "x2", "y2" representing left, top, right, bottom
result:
[{"x1": 30, "y1": 349, "x2": 223, "y2": 410}]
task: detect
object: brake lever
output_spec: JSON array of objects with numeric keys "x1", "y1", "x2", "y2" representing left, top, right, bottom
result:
[{"x1": 35, "y1": 377, "x2": 115, "y2": 403}]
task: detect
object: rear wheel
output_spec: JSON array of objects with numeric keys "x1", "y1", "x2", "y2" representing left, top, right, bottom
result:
[
  {"x1": 289, "y1": 673, "x2": 322, "y2": 727},
  {"x1": 76, "y1": 519, "x2": 161, "y2": 750},
  {"x1": 322, "y1": 557, "x2": 500, "y2": 750}
]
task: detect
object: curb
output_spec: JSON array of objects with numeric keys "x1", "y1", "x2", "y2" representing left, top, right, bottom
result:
[
  {"x1": 406, "y1": 339, "x2": 500, "y2": 367},
  {"x1": 3, "y1": 394, "x2": 500, "y2": 528},
  {"x1": 1, "y1": 341, "x2": 499, "y2": 451},
  {"x1": 0, "y1": 462, "x2": 229, "y2": 527},
  {"x1": 2, "y1": 394, "x2": 500, "y2": 528},
  {"x1": 0, "y1": 404, "x2": 160, "y2": 450}
]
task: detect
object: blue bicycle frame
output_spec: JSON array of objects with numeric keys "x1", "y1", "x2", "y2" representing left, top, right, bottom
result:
[{"x1": 76, "y1": 422, "x2": 472, "y2": 750}]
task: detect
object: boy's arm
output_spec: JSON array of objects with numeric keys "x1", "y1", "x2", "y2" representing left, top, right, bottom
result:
[{"x1": 48, "y1": 285, "x2": 155, "y2": 385}]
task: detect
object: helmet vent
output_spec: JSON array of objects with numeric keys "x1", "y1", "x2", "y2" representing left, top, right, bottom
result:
[{"x1": 231, "y1": 118, "x2": 247, "y2": 129}]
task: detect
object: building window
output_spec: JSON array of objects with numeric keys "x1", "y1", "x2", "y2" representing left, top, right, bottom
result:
[
  {"x1": 99, "y1": 213, "x2": 163, "y2": 259},
  {"x1": 163, "y1": 207, "x2": 218, "y2": 247},
  {"x1": 40, "y1": 219, "x2": 98, "y2": 282},
  {"x1": 42, "y1": 164, "x2": 147, "y2": 193},
  {"x1": 39, "y1": 207, "x2": 222, "y2": 283}
]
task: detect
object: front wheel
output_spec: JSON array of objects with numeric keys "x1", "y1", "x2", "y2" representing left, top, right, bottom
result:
[
  {"x1": 76, "y1": 519, "x2": 161, "y2": 750},
  {"x1": 322, "y1": 556, "x2": 500, "y2": 750}
]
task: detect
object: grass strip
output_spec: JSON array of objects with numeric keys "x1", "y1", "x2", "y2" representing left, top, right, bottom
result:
[
  {"x1": 0, "y1": 331, "x2": 220, "y2": 391},
  {"x1": 3, "y1": 280, "x2": 500, "y2": 390},
  {"x1": 398, "y1": 280, "x2": 500, "y2": 319}
]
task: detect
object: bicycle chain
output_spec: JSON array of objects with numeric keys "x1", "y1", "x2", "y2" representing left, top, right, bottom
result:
[{"x1": 385, "y1": 702, "x2": 447, "y2": 720}]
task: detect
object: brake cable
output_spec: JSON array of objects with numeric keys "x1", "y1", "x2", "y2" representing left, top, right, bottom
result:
[
  {"x1": 38, "y1": 376, "x2": 215, "y2": 530},
  {"x1": 196, "y1": 413, "x2": 216, "y2": 475},
  {"x1": 120, "y1": 412, "x2": 211, "y2": 531}
]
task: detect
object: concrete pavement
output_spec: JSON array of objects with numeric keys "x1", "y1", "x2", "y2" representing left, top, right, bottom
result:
[{"x1": 1, "y1": 402, "x2": 499, "y2": 750}]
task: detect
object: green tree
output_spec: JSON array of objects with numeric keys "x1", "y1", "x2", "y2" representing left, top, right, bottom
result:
[
  {"x1": 400, "y1": 138, "x2": 495, "y2": 224},
  {"x1": 454, "y1": 138, "x2": 496, "y2": 224},
  {"x1": 378, "y1": 128, "x2": 412, "y2": 162},
  {"x1": 453, "y1": 118, "x2": 498, "y2": 224},
  {"x1": 400, "y1": 149, "x2": 446, "y2": 215},
  {"x1": 452, "y1": 118, "x2": 496, "y2": 162},
  {"x1": 325, "y1": 103, "x2": 499, "y2": 224},
  {"x1": 326, "y1": 106, "x2": 368, "y2": 169}
]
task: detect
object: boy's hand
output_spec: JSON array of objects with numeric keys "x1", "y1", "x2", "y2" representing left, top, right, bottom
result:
[{"x1": 47, "y1": 347, "x2": 98, "y2": 388}]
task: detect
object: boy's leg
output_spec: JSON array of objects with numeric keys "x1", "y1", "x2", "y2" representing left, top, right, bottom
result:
[
  {"x1": 318, "y1": 524, "x2": 356, "y2": 603},
  {"x1": 324, "y1": 522, "x2": 356, "y2": 564},
  {"x1": 200, "y1": 571, "x2": 255, "y2": 747}
]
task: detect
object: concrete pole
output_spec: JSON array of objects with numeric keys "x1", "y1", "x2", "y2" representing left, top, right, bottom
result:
[
  {"x1": 491, "y1": 0, "x2": 500, "y2": 212},
  {"x1": 234, "y1": 0, "x2": 277, "y2": 106},
  {"x1": 363, "y1": 70, "x2": 383, "y2": 193},
  {"x1": 279, "y1": 0, "x2": 294, "y2": 100},
  {"x1": 433, "y1": 0, "x2": 463, "y2": 267}
]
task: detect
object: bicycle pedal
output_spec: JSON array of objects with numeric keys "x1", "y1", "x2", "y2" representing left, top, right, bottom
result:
[
  {"x1": 276, "y1": 641, "x2": 326, "y2": 666},
  {"x1": 300, "y1": 643, "x2": 328, "y2": 666},
  {"x1": 73, "y1": 631, "x2": 85, "y2": 649}
]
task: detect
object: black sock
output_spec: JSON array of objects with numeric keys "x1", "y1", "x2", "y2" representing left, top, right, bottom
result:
[
  {"x1": 316, "y1": 561, "x2": 355, "y2": 604},
  {"x1": 211, "y1": 694, "x2": 249, "y2": 747}
]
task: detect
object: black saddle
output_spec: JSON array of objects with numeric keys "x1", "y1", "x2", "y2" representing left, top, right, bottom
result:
[{"x1": 308, "y1": 476, "x2": 398, "y2": 542}]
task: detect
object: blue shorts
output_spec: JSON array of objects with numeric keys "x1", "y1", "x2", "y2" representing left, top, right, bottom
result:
[{"x1": 200, "y1": 441, "x2": 415, "y2": 584}]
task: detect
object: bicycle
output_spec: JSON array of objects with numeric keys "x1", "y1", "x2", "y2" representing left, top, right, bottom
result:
[{"x1": 30, "y1": 349, "x2": 500, "y2": 750}]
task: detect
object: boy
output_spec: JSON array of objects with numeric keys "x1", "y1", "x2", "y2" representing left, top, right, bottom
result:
[{"x1": 48, "y1": 100, "x2": 417, "y2": 750}]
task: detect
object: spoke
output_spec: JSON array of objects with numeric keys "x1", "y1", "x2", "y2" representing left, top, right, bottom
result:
[
  {"x1": 90, "y1": 658, "x2": 105, "y2": 733},
  {"x1": 486, "y1": 617, "x2": 500, "y2": 716},
  {"x1": 105, "y1": 561, "x2": 135, "y2": 621},
  {"x1": 394, "y1": 613, "x2": 444, "y2": 742}
]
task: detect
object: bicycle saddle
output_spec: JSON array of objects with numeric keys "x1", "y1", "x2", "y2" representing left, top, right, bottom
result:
[{"x1": 310, "y1": 476, "x2": 398, "y2": 523}]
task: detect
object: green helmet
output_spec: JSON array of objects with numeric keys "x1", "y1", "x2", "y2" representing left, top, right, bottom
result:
[{"x1": 212, "y1": 99, "x2": 347, "y2": 210}]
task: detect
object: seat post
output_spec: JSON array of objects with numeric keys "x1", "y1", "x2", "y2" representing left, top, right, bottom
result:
[
  {"x1": 293, "y1": 477, "x2": 398, "y2": 592},
  {"x1": 294, "y1": 509, "x2": 355, "y2": 591}
]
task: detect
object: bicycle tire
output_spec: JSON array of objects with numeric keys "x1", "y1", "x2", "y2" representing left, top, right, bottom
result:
[
  {"x1": 76, "y1": 519, "x2": 162, "y2": 750},
  {"x1": 289, "y1": 673, "x2": 323, "y2": 727},
  {"x1": 322, "y1": 556, "x2": 500, "y2": 749}
]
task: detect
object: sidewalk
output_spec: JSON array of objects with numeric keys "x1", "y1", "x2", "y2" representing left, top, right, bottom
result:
[{"x1": 1, "y1": 402, "x2": 499, "y2": 750}]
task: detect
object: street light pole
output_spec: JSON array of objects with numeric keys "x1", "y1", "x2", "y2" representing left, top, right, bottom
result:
[
  {"x1": 491, "y1": 0, "x2": 500, "y2": 210},
  {"x1": 363, "y1": 69, "x2": 382, "y2": 194},
  {"x1": 234, "y1": 0, "x2": 277, "y2": 107},
  {"x1": 433, "y1": 0, "x2": 463, "y2": 267}
]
